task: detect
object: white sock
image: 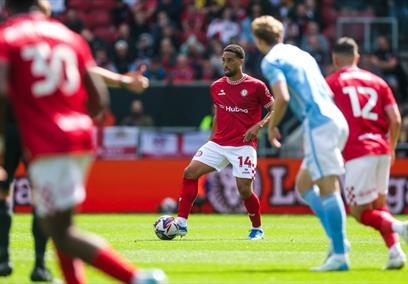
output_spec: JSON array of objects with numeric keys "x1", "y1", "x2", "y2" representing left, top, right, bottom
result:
[
  {"x1": 392, "y1": 221, "x2": 404, "y2": 234},
  {"x1": 176, "y1": 217, "x2": 187, "y2": 227},
  {"x1": 332, "y1": 253, "x2": 347, "y2": 262},
  {"x1": 252, "y1": 226, "x2": 262, "y2": 230},
  {"x1": 389, "y1": 242, "x2": 403, "y2": 257}
]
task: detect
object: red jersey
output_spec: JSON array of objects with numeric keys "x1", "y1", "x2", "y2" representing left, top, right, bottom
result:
[
  {"x1": 0, "y1": 12, "x2": 96, "y2": 160},
  {"x1": 210, "y1": 74, "x2": 273, "y2": 148},
  {"x1": 326, "y1": 66, "x2": 397, "y2": 161}
]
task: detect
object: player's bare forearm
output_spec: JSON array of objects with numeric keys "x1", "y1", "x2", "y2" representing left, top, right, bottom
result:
[
  {"x1": 89, "y1": 66, "x2": 149, "y2": 94},
  {"x1": 209, "y1": 112, "x2": 217, "y2": 140},
  {"x1": 386, "y1": 105, "x2": 401, "y2": 151},
  {"x1": 269, "y1": 80, "x2": 289, "y2": 128}
]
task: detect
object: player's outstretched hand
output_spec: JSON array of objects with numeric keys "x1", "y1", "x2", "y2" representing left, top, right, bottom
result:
[
  {"x1": 243, "y1": 124, "x2": 261, "y2": 142},
  {"x1": 268, "y1": 126, "x2": 281, "y2": 148},
  {"x1": 127, "y1": 65, "x2": 149, "y2": 94}
]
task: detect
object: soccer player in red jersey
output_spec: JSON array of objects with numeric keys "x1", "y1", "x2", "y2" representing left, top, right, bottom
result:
[
  {"x1": 0, "y1": 1, "x2": 166, "y2": 283},
  {"x1": 175, "y1": 44, "x2": 273, "y2": 240},
  {"x1": 326, "y1": 37, "x2": 408, "y2": 269}
]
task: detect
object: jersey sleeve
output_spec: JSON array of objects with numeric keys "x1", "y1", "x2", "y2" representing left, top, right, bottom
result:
[
  {"x1": 261, "y1": 59, "x2": 285, "y2": 86},
  {"x1": 258, "y1": 82, "x2": 273, "y2": 109},
  {"x1": 0, "y1": 30, "x2": 10, "y2": 63},
  {"x1": 77, "y1": 36, "x2": 96, "y2": 68}
]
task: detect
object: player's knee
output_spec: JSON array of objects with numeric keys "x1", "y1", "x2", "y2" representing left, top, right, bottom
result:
[{"x1": 349, "y1": 207, "x2": 363, "y2": 223}]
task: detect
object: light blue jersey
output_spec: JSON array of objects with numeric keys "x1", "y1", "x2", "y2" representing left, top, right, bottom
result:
[{"x1": 261, "y1": 43, "x2": 344, "y2": 129}]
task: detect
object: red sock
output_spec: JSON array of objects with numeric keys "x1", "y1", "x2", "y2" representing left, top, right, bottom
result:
[
  {"x1": 56, "y1": 250, "x2": 86, "y2": 284},
  {"x1": 92, "y1": 246, "x2": 136, "y2": 284},
  {"x1": 243, "y1": 192, "x2": 261, "y2": 228},
  {"x1": 361, "y1": 209, "x2": 398, "y2": 247},
  {"x1": 377, "y1": 207, "x2": 400, "y2": 248},
  {"x1": 177, "y1": 178, "x2": 198, "y2": 219}
]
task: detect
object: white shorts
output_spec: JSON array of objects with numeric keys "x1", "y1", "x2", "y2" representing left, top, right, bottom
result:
[
  {"x1": 193, "y1": 141, "x2": 257, "y2": 179},
  {"x1": 344, "y1": 155, "x2": 390, "y2": 206},
  {"x1": 28, "y1": 154, "x2": 92, "y2": 217},
  {"x1": 301, "y1": 120, "x2": 349, "y2": 181}
]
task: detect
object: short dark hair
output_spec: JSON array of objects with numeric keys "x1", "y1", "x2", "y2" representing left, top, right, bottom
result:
[
  {"x1": 6, "y1": 0, "x2": 36, "y2": 13},
  {"x1": 333, "y1": 37, "x2": 359, "y2": 56},
  {"x1": 223, "y1": 44, "x2": 245, "y2": 59}
]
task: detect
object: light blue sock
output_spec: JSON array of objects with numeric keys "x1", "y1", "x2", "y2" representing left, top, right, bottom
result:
[
  {"x1": 301, "y1": 186, "x2": 331, "y2": 239},
  {"x1": 321, "y1": 193, "x2": 347, "y2": 254}
]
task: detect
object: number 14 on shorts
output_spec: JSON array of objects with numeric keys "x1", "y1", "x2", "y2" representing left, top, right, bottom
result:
[{"x1": 238, "y1": 156, "x2": 253, "y2": 167}]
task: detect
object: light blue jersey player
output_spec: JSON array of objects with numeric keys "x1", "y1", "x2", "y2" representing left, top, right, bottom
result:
[{"x1": 251, "y1": 15, "x2": 350, "y2": 271}]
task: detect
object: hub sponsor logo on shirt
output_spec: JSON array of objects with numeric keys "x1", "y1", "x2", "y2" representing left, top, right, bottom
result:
[{"x1": 224, "y1": 106, "x2": 248, "y2": 113}]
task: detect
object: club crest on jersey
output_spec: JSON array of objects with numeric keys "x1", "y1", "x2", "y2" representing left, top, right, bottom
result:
[
  {"x1": 240, "y1": 89, "x2": 248, "y2": 97},
  {"x1": 217, "y1": 89, "x2": 226, "y2": 96}
]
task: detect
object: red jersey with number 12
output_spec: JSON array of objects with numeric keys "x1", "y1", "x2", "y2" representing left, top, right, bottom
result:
[
  {"x1": 210, "y1": 74, "x2": 273, "y2": 148},
  {"x1": 0, "y1": 12, "x2": 95, "y2": 160},
  {"x1": 326, "y1": 66, "x2": 397, "y2": 161}
]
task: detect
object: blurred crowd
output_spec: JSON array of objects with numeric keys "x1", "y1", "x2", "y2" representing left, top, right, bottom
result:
[{"x1": 30, "y1": 1, "x2": 405, "y2": 98}]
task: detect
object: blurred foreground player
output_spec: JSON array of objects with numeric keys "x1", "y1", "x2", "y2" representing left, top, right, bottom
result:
[
  {"x1": 0, "y1": 1, "x2": 166, "y2": 283},
  {"x1": 327, "y1": 37, "x2": 408, "y2": 270}
]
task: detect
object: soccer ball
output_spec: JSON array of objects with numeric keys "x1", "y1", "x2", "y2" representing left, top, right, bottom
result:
[{"x1": 153, "y1": 215, "x2": 178, "y2": 240}]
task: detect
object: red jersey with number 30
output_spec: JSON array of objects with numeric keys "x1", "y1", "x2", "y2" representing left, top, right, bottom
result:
[
  {"x1": 210, "y1": 74, "x2": 273, "y2": 148},
  {"x1": 326, "y1": 66, "x2": 397, "y2": 161},
  {"x1": 0, "y1": 13, "x2": 95, "y2": 160}
]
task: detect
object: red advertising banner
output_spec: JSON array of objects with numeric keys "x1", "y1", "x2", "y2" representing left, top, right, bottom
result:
[{"x1": 12, "y1": 159, "x2": 408, "y2": 214}]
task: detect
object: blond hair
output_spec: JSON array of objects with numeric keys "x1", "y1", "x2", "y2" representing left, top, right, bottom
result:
[{"x1": 251, "y1": 16, "x2": 284, "y2": 46}]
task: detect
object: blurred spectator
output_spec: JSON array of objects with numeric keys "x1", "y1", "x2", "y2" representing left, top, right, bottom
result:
[
  {"x1": 207, "y1": 38, "x2": 224, "y2": 76},
  {"x1": 180, "y1": 2, "x2": 207, "y2": 44},
  {"x1": 81, "y1": 29, "x2": 107, "y2": 55},
  {"x1": 199, "y1": 58, "x2": 220, "y2": 81},
  {"x1": 133, "y1": 0, "x2": 158, "y2": 23},
  {"x1": 284, "y1": 20, "x2": 301, "y2": 46},
  {"x1": 158, "y1": 37, "x2": 177, "y2": 70},
  {"x1": 169, "y1": 54, "x2": 195, "y2": 83},
  {"x1": 301, "y1": 21, "x2": 329, "y2": 54},
  {"x1": 63, "y1": 8, "x2": 84, "y2": 33},
  {"x1": 203, "y1": 0, "x2": 224, "y2": 22},
  {"x1": 371, "y1": 35, "x2": 408, "y2": 102},
  {"x1": 304, "y1": 35, "x2": 330, "y2": 74},
  {"x1": 129, "y1": 10, "x2": 151, "y2": 40},
  {"x1": 94, "y1": 48, "x2": 116, "y2": 71},
  {"x1": 207, "y1": 7, "x2": 240, "y2": 45},
  {"x1": 121, "y1": 100, "x2": 154, "y2": 127},
  {"x1": 229, "y1": 0, "x2": 247, "y2": 21},
  {"x1": 135, "y1": 33, "x2": 154, "y2": 64},
  {"x1": 144, "y1": 57, "x2": 166, "y2": 81},
  {"x1": 151, "y1": 11, "x2": 179, "y2": 52},
  {"x1": 156, "y1": 0, "x2": 183, "y2": 27},
  {"x1": 111, "y1": 0, "x2": 132, "y2": 27},
  {"x1": 115, "y1": 23, "x2": 137, "y2": 57},
  {"x1": 112, "y1": 40, "x2": 136, "y2": 74},
  {"x1": 240, "y1": 3, "x2": 262, "y2": 45}
]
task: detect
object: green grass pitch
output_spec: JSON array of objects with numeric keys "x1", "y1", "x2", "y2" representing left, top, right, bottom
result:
[{"x1": 4, "y1": 214, "x2": 408, "y2": 283}]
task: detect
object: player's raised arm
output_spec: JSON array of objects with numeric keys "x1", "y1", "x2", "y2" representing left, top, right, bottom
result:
[{"x1": 89, "y1": 66, "x2": 149, "y2": 94}]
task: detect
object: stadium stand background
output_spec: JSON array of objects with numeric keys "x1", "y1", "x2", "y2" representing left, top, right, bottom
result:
[{"x1": 1, "y1": 0, "x2": 408, "y2": 156}]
